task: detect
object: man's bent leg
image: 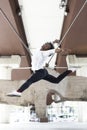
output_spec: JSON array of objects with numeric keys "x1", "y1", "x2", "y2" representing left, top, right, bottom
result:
[{"x1": 43, "y1": 70, "x2": 72, "y2": 84}]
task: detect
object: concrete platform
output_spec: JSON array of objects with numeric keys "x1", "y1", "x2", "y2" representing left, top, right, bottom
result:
[{"x1": 0, "y1": 122, "x2": 87, "y2": 130}]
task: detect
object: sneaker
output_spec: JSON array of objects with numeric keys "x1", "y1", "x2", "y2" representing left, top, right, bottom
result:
[
  {"x1": 69, "y1": 68, "x2": 76, "y2": 72},
  {"x1": 68, "y1": 66, "x2": 78, "y2": 72},
  {"x1": 7, "y1": 91, "x2": 21, "y2": 97}
]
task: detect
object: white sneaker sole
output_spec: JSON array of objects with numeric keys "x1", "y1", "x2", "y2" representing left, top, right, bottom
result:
[{"x1": 7, "y1": 93, "x2": 21, "y2": 97}]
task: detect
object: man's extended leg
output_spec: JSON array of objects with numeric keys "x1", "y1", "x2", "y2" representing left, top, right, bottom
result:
[
  {"x1": 17, "y1": 69, "x2": 48, "y2": 92},
  {"x1": 7, "y1": 69, "x2": 48, "y2": 96}
]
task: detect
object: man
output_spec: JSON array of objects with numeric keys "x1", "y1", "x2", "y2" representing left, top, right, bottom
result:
[{"x1": 7, "y1": 42, "x2": 75, "y2": 97}]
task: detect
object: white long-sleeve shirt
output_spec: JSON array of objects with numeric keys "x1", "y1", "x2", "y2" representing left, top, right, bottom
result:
[{"x1": 31, "y1": 49, "x2": 55, "y2": 71}]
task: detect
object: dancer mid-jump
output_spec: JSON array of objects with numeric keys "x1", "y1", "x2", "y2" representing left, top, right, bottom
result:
[{"x1": 7, "y1": 41, "x2": 76, "y2": 97}]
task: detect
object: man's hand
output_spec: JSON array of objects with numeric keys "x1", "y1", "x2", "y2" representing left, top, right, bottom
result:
[
  {"x1": 53, "y1": 39, "x2": 59, "y2": 44},
  {"x1": 60, "y1": 48, "x2": 71, "y2": 56},
  {"x1": 55, "y1": 48, "x2": 71, "y2": 55},
  {"x1": 45, "y1": 63, "x2": 49, "y2": 67},
  {"x1": 55, "y1": 48, "x2": 62, "y2": 53}
]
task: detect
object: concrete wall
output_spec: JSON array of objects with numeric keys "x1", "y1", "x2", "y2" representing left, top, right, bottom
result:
[
  {"x1": 0, "y1": 0, "x2": 31, "y2": 80},
  {"x1": 56, "y1": 0, "x2": 87, "y2": 73},
  {"x1": 0, "y1": 68, "x2": 87, "y2": 118}
]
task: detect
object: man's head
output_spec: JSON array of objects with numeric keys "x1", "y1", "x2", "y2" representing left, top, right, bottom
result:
[{"x1": 41, "y1": 42, "x2": 54, "y2": 51}]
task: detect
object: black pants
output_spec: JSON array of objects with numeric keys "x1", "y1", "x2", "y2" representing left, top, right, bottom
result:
[{"x1": 17, "y1": 69, "x2": 72, "y2": 93}]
